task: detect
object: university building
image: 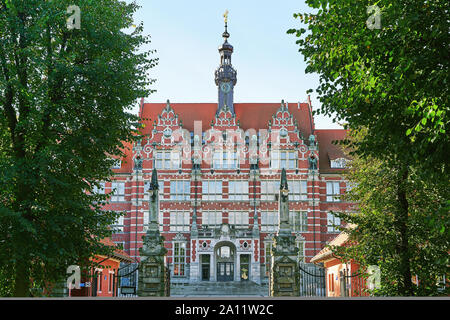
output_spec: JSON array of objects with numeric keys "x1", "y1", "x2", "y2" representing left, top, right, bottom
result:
[{"x1": 102, "y1": 22, "x2": 353, "y2": 285}]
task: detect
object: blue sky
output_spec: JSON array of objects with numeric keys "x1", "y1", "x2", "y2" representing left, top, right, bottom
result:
[{"x1": 126, "y1": 0, "x2": 342, "y2": 129}]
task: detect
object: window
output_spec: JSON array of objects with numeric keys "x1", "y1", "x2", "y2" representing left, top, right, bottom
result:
[
  {"x1": 326, "y1": 181, "x2": 341, "y2": 202},
  {"x1": 213, "y1": 151, "x2": 238, "y2": 169},
  {"x1": 296, "y1": 240, "x2": 305, "y2": 263},
  {"x1": 170, "y1": 180, "x2": 190, "y2": 201},
  {"x1": 270, "y1": 150, "x2": 296, "y2": 170},
  {"x1": 169, "y1": 211, "x2": 190, "y2": 232},
  {"x1": 155, "y1": 150, "x2": 180, "y2": 170},
  {"x1": 261, "y1": 211, "x2": 278, "y2": 232},
  {"x1": 289, "y1": 211, "x2": 308, "y2": 232},
  {"x1": 110, "y1": 182, "x2": 125, "y2": 202},
  {"x1": 173, "y1": 242, "x2": 186, "y2": 277},
  {"x1": 112, "y1": 214, "x2": 124, "y2": 232},
  {"x1": 261, "y1": 180, "x2": 280, "y2": 201},
  {"x1": 330, "y1": 158, "x2": 347, "y2": 169},
  {"x1": 202, "y1": 211, "x2": 222, "y2": 228},
  {"x1": 288, "y1": 180, "x2": 307, "y2": 201},
  {"x1": 93, "y1": 182, "x2": 105, "y2": 194},
  {"x1": 327, "y1": 212, "x2": 341, "y2": 232},
  {"x1": 228, "y1": 181, "x2": 249, "y2": 201},
  {"x1": 202, "y1": 180, "x2": 223, "y2": 200},
  {"x1": 144, "y1": 181, "x2": 163, "y2": 200},
  {"x1": 111, "y1": 159, "x2": 121, "y2": 169},
  {"x1": 228, "y1": 211, "x2": 249, "y2": 229},
  {"x1": 264, "y1": 242, "x2": 273, "y2": 276},
  {"x1": 261, "y1": 180, "x2": 307, "y2": 201}
]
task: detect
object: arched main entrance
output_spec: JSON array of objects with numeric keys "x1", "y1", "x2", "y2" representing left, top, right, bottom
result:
[{"x1": 215, "y1": 242, "x2": 236, "y2": 282}]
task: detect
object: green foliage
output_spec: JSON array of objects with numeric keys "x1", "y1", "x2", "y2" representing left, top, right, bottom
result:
[
  {"x1": 331, "y1": 130, "x2": 449, "y2": 296},
  {"x1": 288, "y1": 0, "x2": 449, "y2": 176},
  {"x1": 0, "y1": 0, "x2": 156, "y2": 296}
]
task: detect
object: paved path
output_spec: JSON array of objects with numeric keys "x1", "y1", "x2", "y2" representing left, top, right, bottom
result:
[{"x1": 170, "y1": 281, "x2": 269, "y2": 297}]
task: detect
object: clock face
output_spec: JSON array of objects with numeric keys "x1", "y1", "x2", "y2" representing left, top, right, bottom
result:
[{"x1": 220, "y1": 82, "x2": 231, "y2": 93}]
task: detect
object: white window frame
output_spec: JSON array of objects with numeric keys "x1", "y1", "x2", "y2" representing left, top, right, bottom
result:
[
  {"x1": 202, "y1": 180, "x2": 223, "y2": 200},
  {"x1": 228, "y1": 180, "x2": 249, "y2": 201},
  {"x1": 169, "y1": 211, "x2": 190, "y2": 232},
  {"x1": 326, "y1": 181, "x2": 341, "y2": 202},
  {"x1": 261, "y1": 180, "x2": 280, "y2": 201},
  {"x1": 170, "y1": 180, "x2": 190, "y2": 201},
  {"x1": 327, "y1": 212, "x2": 341, "y2": 233},
  {"x1": 173, "y1": 242, "x2": 186, "y2": 277},
  {"x1": 202, "y1": 210, "x2": 223, "y2": 228},
  {"x1": 155, "y1": 150, "x2": 181, "y2": 170},
  {"x1": 212, "y1": 150, "x2": 239, "y2": 169},
  {"x1": 289, "y1": 211, "x2": 308, "y2": 232},
  {"x1": 93, "y1": 182, "x2": 105, "y2": 194},
  {"x1": 288, "y1": 180, "x2": 308, "y2": 201},
  {"x1": 110, "y1": 182, "x2": 125, "y2": 202},
  {"x1": 270, "y1": 150, "x2": 296, "y2": 170},
  {"x1": 228, "y1": 211, "x2": 249, "y2": 229},
  {"x1": 261, "y1": 211, "x2": 278, "y2": 232},
  {"x1": 264, "y1": 241, "x2": 273, "y2": 277}
]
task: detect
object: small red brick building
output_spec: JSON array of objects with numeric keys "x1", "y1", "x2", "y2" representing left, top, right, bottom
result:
[
  {"x1": 311, "y1": 225, "x2": 369, "y2": 297},
  {"x1": 69, "y1": 238, "x2": 133, "y2": 297}
]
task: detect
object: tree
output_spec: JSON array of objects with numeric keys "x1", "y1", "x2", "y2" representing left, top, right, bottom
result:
[
  {"x1": 0, "y1": 0, "x2": 156, "y2": 296},
  {"x1": 287, "y1": 0, "x2": 448, "y2": 175},
  {"x1": 288, "y1": 0, "x2": 449, "y2": 295},
  {"x1": 331, "y1": 129, "x2": 449, "y2": 296}
]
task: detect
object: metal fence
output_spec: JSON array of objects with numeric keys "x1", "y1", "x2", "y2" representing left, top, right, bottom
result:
[{"x1": 298, "y1": 263, "x2": 326, "y2": 297}]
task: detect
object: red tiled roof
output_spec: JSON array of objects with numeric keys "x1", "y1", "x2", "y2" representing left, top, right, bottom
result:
[
  {"x1": 100, "y1": 238, "x2": 133, "y2": 263},
  {"x1": 139, "y1": 102, "x2": 314, "y2": 135},
  {"x1": 315, "y1": 129, "x2": 349, "y2": 173},
  {"x1": 113, "y1": 102, "x2": 348, "y2": 174}
]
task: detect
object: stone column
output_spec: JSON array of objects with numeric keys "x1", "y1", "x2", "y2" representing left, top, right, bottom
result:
[
  {"x1": 269, "y1": 168, "x2": 299, "y2": 296},
  {"x1": 137, "y1": 168, "x2": 169, "y2": 297}
]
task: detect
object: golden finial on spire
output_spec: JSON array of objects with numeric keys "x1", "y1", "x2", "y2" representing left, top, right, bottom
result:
[{"x1": 223, "y1": 10, "x2": 229, "y2": 24}]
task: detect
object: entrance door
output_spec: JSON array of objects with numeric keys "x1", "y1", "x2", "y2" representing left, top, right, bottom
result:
[
  {"x1": 217, "y1": 262, "x2": 234, "y2": 281},
  {"x1": 201, "y1": 255, "x2": 210, "y2": 281}
]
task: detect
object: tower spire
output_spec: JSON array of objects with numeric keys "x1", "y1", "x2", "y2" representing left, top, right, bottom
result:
[{"x1": 215, "y1": 10, "x2": 237, "y2": 115}]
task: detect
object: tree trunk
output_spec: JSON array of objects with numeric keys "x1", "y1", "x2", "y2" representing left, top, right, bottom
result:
[
  {"x1": 396, "y1": 167, "x2": 413, "y2": 296},
  {"x1": 14, "y1": 259, "x2": 30, "y2": 297}
]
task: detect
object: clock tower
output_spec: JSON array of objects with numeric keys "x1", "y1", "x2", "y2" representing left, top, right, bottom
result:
[{"x1": 214, "y1": 12, "x2": 237, "y2": 115}]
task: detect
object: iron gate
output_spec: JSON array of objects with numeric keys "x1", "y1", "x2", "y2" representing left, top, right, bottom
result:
[{"x1": 298, "y1": 262, "x2": 326, "y2": 297}]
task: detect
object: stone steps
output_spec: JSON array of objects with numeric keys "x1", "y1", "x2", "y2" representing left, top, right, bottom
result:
[{"x1": 170, "y1": 281, "x2": 269, "y2": 297}]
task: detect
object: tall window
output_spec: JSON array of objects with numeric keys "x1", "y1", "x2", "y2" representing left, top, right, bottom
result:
[
  {"x1": 228, "y1": 180, "x2": 249, "y2": 201},
  {"x1": 289, "y1": 211, "x2": 308, "y2": 232},
  {"x1": 327, "y1": 212, "x2": 341, "y2": 232},
  {"x1": 270, "y1": 150, "x2": 296, "y2": 170},
  {"x1": 264, "y1": 241, "x2": 273, "y2": 276},
  {"x1": 112, "y1": 215, "x2": 124, "y2": 232},
  {"x1": 110, "y1": 182, "x2": 125, "y2": 202},
  {"x1": 326, "y1": 181, "x2": 341, "y2": 202},
  {"x1": 144, "y1": 181, "x2": 163, "y2": 200},
  {"x1": 170, "y1": 211, "x2": 190, "y2": 232},
  {"x1": 93, "y1": 182, "x2": 105, "y2": 194},
  {"x1": 202, "y1": 180, "x2": 223, "y2": 200},
  {"x1": 173, "y1": 242, "x2": 186, "y2": 277},
  {"x1": 228, "y1": 211, "x2": 249, "y2": 229},
  {"x1": 213, "y1": 151, "x2": 238, "y2": 169},
  {"x1": 261, "y1": 180, "x2": 280, "y2": 201},
  {"x1": 202, "y1": 211, "x2": 223, "y2": 228},
  {"x1": 261, "y1": 180, "x2": 307, "y2": 201},
  {"x1": 289, "y1": 181, "x2": 308, "y2": 201},
  {"x1": 296, "y1": 240, "x2": 305, "y2": 263},
  {"x1": 111, "y1": 159, "x2": 122, "y2": 169},
  {"x1": 155, "y1": 150, "x2": 180, "y2": 170},
  {"x1": 170, "y1": 180, "x2": 190, "y2": 201},
  {"x1": 261, "y1": 211, "x2": 278, "y2": 232}
]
